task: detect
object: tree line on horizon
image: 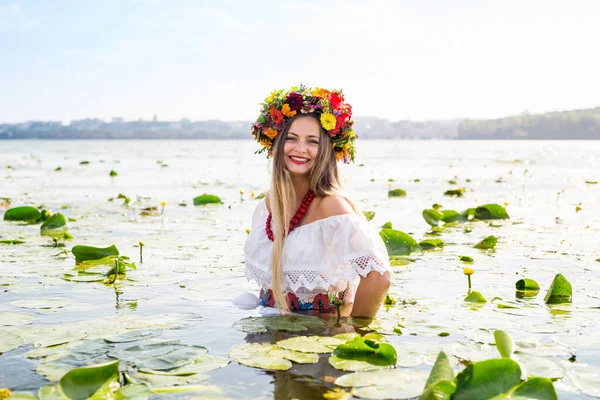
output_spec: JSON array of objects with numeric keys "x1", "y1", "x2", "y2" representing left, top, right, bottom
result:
[{"x1": 1, "y1": 107, "x2": 599, "y2": 139}]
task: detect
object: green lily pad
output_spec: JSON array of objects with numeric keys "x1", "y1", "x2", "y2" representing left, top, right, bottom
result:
[
  {"x1": 389, "y1": 258, "x2": 411, "y2": 266},
  {"x1": 0, "y1": 312, "x2": 35, "y2": 326},
  {"x1": 474, "y1": 235, "x2": 498, "y2": 250},
  {"x1": 494, "y1": 330, "x2": 514, "y2": 358},
  {"x1": 335, "y1": 368, "x2": 430, "y2": 399},
  {"x1": 228, "y1": 343, "x2": 293, "y2": 370},
  {"x1": 441, "y1": 209, "x2": 463, "y2": 223},
  {"x1": 459, "y1": 255, "x2": 474, "y2": 263},
  {"x1": 10, "y1": 297, "x2": 95, "y2": 315},
  {"x1": 328, "y1": 355, "x2": 384, "y2": 372},
  {"x1": 363, "y1": 211, "x2": 375, "y2": 221},
  {"x1": 475, "y1": 204, "x2": 510, "y2": 220},
  {"x1": 453, "y1": 358, "x2": 522, "y2": 400},
  {"x1": 117, "y1": 342, "x2": 208, "y2": 371},
  {"x1": 382, "y1": 222, "x2": 392, "y2": 229},
  {"x1": 444, "y1": 188, "x2": 465, "y2": 197},
  {"x1": 109, "y1": 170, "x2": 118, "y2": 177},
  {"x1": 332, "y1": 337, "x2": 397, "y2": 367},
  {"x1": 465, "y1": 291, "x2": 487, "y2": 303},
  {"x1": 516, "y1": 279, "x2": 540, "y2": 291},
  {"x1": 276, "y1": 336, "x2": 342, "y2": 354},
  {"x1": 57, "y1": 360, "x2": 119, "y2": 400},
  {"x1": 72, "y1": 245, "x2": 119, "y2": 263},
  {"x1": 268, "y1": 349, "x2": 319, "y2": 364},
  {"x1": 379, "y1": 229, "x2": 421, "y2": 256},
  {"x1": 422, "y1": 209, "x2": 444, "y2": 226},
  {"x1": 193, "y1": 194, "x2": 222, "y2": 205},
  {"x1": 232, "y1": 315, "x2": 324, "y2": 334},
  {"x1": 420, "y1": 351, "x2": 456, "y2": 400},
  {"x1": 490, "y1": 377, "x2": 558, "y2": 400},
  {"x1": 139, "y1": 355, "x2": 230, "y2": 376},
  {"x1": 40, "y1": 213, "x2": 68, "y2": 237},
  {"x1": 37, "y1": 362, "x2": 75, "y2": 382},
  {"x1": 388, "y1": 189, "x2": 406, "y2": 197},
  {"x1": 114, "y1": 383, "x2": 151, "y2": 400},
  {"x1": 544, "y1": 274, "x2": 572, "y2": 304},
  {"x1": 0, "y1": 239, "x2": 26, "y2": 244},
  {"x1": 4, "y1": 206, "x2": 41, "y2": 222},
  {"x1": 0, "y1": 330, "x2": 24, "y2": 354},
  {"x1": 419, "y1": 239, "x2": 444, "y2": 250},
  {"x1": 3, "y1": 392, "x2": 38, "y2": 400}
]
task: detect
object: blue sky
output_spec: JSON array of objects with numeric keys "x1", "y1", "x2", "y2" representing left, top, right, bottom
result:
[{"x1": 1, "y1": 0, "x2": 599, "y2": 123}]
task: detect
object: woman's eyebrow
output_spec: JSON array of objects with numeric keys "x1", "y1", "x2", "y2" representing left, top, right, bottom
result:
[{"x1": 288, "y1": 131, "x2": 320, "y2": 139}]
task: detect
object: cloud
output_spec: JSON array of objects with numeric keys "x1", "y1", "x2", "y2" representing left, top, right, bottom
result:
[{"x1": 0, "y1": 2, "x2": 41, "y2": 31}]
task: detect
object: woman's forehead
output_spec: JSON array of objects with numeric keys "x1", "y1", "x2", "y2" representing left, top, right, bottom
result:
[{"x1": 288, "y1": 117, "x2": 321, "y2": 136}]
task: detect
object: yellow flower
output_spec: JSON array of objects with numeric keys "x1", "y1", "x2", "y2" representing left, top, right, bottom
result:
[
  {"x1": 266, "y1": 89, "x2": 279, "y2": 103},
  {"x1": 160, "y1": 201, "x2": 166, "y2": 206},
  {"x1": 320, "y1": 112, "x2": 336, "y2": 131},
  {"x1": 259, "y1": 137, "x2": 271, "y2": 148},
  {"x1": 139, "y1": 241, "x2": 144, "y2": 246},
  {"x1": 503, "y1": 201, "x2": 509, "y2": 207},
  {"x1": 251, "y1": 191, "x2": 255, "y2": 197},
  {"x1": 281, "y1": 103, "x2": 296, "y2": 118},
  {"x1": 0, "y1": 389, "x2": 12, "y2": 399},
  {"x1": 312, "y1": 87, "x2": 331, "y2": 98},
  {"x1": 239, "y1": 189, "x2": 244, "y2": 194},
  {"x1": 245, "y1": 228, "x2": 251, "y2": 234},
  {"x1": 463, "y1": 267, "x2": 474, "y2": 275},
  {"x1": 264, "y1": 128, "x2": 277, "y2": 139}
]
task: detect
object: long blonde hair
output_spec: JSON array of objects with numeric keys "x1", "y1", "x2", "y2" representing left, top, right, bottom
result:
[{"x1": 269, "y1": 114, "x2": 361, "y2": 312}]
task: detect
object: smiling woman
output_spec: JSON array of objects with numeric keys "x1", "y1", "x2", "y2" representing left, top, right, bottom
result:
[{"x1": 244, "y1": 85, "x2": 392, "y2": 318}]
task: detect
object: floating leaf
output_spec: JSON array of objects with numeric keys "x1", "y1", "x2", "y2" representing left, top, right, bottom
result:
[
  {"x1": 40, "y1": 213, "x2": 68, "y2": 237},
  {"x1": 382, "y1": 222, "x2": 392, "y2": 229},
  {"x1": 464, "y1": 291, "x2": 487, "y2": 303},
  {"x1": 114, "y1": 383, "x2": 151, "y2": 400},
  {"x1": 475, "y1": 204, "x2": 510, "y2": 220},
  {"x1": 328, "y1": 355, "x2": 383, "y2": 372},
  {"x1": 515, "y1": 279, "x2": 540, "y2": 291},
  {"x1": 585, "y1": 180, "x2": 598, "y2": 184},
  {"x1": 332, "y1": 337, "x2": 397, "y2": 367},
  {"x1": 544, "y1": 274, "x2": 572, "y2": 304},
  {"x1": 459, "y1": 255, "x2": 474, "y2": 263},
  {"x1": 444, "y1": 188, "x2": 465, "y2": 197},
  {"x1": 453, "y1": 358, "x2": 522, "y2": 400},
  {"x1": 193, "y1": 194, "x2": 222, "y2": 205},
  {"x1": 57, "y1": 360, "x2": 119, "y2": 400},
  {"x1": 512, "y1": 352, "x2": 564, "y2": 380},
  {"x1": 419, "y1": 239, "x2": 444, "y2": 250},
  {"x1": 72, "y1": 245, "x2": 119, "y2": 263},
  {"x1": 232, "y1": 315, "x2": 324, "y2": 334},
  {"x1": 474, "y1": 235, "x2": 498, "y2": 250},
  {"x1": 0, "y1": 331, "x2": 24, "y2": 354},
  {"x1": 379, "y1": 229, "x2": 421, "y2": 256},
  {"x1": 276, "y1": 336, "x2": 342, "y2": 354},
  {"x1": 4, "y1": 206, "x2": 40, "y2": 222},
  {"x1": 335, "y1": 368, "x2": 430, "y2": 400},
  {"x1": 109, "y1": 170, "x2": 118, "y2": 177},
  {"x1": 228, "y1": 343, "x2": 292, "y2": 370},
  {"x1": 441, "y1": 210, "x2": 462, "y2": 223},
  {"x1": 419, "y1": 351, "x2": 456, "y2": 400},
  {"x1": 494, "y1": 330, "x2": 514, "y2": 358},
  {"x1": 388, "y1": 189, "x2": 406, "y2": 197},
  {"x1": 363, "y1": 211, "x2": 375, "y2": 221},
  {"x1": 0, "y1": 239, "x2": 25, "y2": 244},
  {"x1": 422, "y1": 209, "x2": 444, "y2": 227},
  {"x1": 496, "y1": 377, "x2": 558, "y2": 400},
  {"x1": 117, "y1": 342, "x2": 208, "y2": 371}
]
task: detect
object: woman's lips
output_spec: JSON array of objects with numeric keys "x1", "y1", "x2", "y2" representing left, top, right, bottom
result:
[{"x1": 289, "y1": 156, "x2": 309, "y2": 165}]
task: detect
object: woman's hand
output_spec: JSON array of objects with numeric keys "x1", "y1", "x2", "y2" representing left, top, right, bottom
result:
[{"x1": 351, "y1": 270, "x2": 393, "y2": 318}]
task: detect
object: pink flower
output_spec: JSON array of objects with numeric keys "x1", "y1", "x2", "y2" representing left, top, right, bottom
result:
[
  {"x1": 286, "y1": 292, "x2": 300, "y2": 311},
  {"x1": 312, "y1": 293, "x2": 331, "y2": 312}
]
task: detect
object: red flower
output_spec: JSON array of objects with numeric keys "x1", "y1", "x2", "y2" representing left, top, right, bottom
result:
[
  {"x1": 336, "y1": 112, "x2": 350, "y2": 129},
  {"x1": 329, "y1": 92, "x2": 343, "y2": 110},
  {"x1": 270, "y1": 106, "x2": 283, "y2": 125},
  {"x1": 264, "y1": 289, "x2": 275, "y2": 307},
  {"x1": 286, "y1": 292, "x2": 300, "y2": 311},
  {"x1": 312, "y1": 293, "x2": 331, "y2": 312},
  {"x1": 286, "y1": 92, "x2": 304, "y2": 111}
]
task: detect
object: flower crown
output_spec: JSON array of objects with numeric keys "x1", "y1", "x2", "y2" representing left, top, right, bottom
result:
[{"x1": 252, "y1": 85, "x2": 357, "y2": 163}]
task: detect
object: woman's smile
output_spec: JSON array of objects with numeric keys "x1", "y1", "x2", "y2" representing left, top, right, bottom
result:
[{"x1": 289, "y1": 155, "x2": 310, "y2": 165}]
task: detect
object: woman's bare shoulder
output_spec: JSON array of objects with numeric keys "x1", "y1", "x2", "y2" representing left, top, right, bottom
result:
[{"x1": 317, "y1": 194, "x2": 354, "y2": 218}]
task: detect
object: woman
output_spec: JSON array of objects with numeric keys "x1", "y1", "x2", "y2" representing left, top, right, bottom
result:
[{"x1": 244, "y1": 85, "x2": 392, "y2": 318}]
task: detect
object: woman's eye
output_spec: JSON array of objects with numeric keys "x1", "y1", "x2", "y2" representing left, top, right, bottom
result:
[
  {"x1": 286, "y1": 137, "x2": 295, "y2": 141},
  {"x1": 310, "y1": 141, "x2": 319, "y2": 145}
]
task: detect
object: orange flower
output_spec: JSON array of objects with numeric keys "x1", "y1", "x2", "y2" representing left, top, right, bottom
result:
[
  {"x1": 259, "y1": 137, "x2": 271, "y2": 148},
  {"x1": 269, "y1": 106, "x2": 283, "y2": 125},
  {"x1": 312, "y1": 87, "x2": 331, "y2": 98},
  {"x1": 335, "y1": 148, "x2": 345, "y2": 161},
  {"x1": 264, "y1": 128, "x2": 277, "y2": 139},
  {"x1": 281, "y1": 103, "x2": 296, "y2": 118}
]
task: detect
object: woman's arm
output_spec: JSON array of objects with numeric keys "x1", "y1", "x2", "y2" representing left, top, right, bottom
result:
[{"x1": 318, "y1": 195, "x2": 392, "y2": 318}]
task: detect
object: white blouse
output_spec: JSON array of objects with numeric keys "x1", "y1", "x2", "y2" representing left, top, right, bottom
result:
[{"x1": 244, "y1": 199, "x2": 391, "y2": 304}]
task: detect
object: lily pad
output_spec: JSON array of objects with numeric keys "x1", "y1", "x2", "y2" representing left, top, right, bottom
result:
[
  {"x1": 464, "y1": 291, "x2": 487, "y2": 303},
  {"x1": 40, "y1": 213, "x2": 68, "y2": 237},
  {"x1": 491, "y1": 377, "x2": 558, "y2": 400},
  {"x1": 332, "y1": 337, "x2": 397, "y2": 367},
  {"x1": 494, "y1": 330, "x2": 514, "y2": 358},
  {"x1": 444, "y1": 188, "x2": 465, "y2": 197},
  {"x1": 232, "y1": 315, "x2": 324, "y2": 334},
  {"x1": 419, "y1": 239, "x2": 444, "y2": 250},
  {"x1": 453, "y1": 358, "x2": 522, "y2": 400},
  {"x1": 382, "y1": 222, "x2": 392, "y2": 229},
  {"x1": 474, "y1": 235, "x2": 498, "y2": 250},
  {"x1": 72, "y1": 245, "x2": 120, "y2": 263},
  {"x1": 0, "y1": 330, "x2": 24, "y2": 354},
  {"x1": 422, "y1": 209, "x2": 444, "y2": 227},
  {"x1": 420, "y1": 351, "x2": 456, "y2": 400},
  {"x1": 512, "y1": 352, "x2": 564, "y2": 380},
  {"x1": 328, "y1": 355, "x2": 384, "y2": 372},
  {"x1": 228, "y1": 343, "x2": 292, "y2": 370},
  {"x1": 276, "y1": 336, "x2": 343, "y2": 354},
  {"x1": 0, "y1": 239, "x2": 26, "y2": 244},
  {"x1": 0, "y1": 312, "x2": 35, "y2": 326},
  {"x1": 516, "y1": 279, "x2": 540, "y2": 291},
  {"x1": 114, "y1": 383, "x2": 151, "y2": 400},
  {"x1": 117, "y1": 342, "x2": 208, "y2": 371},
  {"x1": 442, "y1": 209, "x2": 463, "y2": 223},
  {"x1": 57, "y1": 359, "x2": 119, "y2": 400},
  {"x1": 459, "y1": 255, "x2": 474, "y2": 263},
  {"x1": 363, "y1": 211, "x2": 375, "y2": 221},
  {"x1": 379, "y1": 229, "x2": 421, "y2": 256},
  {"x1": 544, "y1": 274, "x2": 572, "y2": 304},
  {"x1": 193, "y1": 194, "x2": 222, "y2": 205},
  {"x1": 388, "y1": 189, "x2": 406, "y2": 197},
  {"x1": 3, "y1": 206, "x2": 41, "y2": 222},
  {"x1": 475, "y1": 204, "x2": 510, "y2": 220},
  {"x1": 335, "y1": 368, "x2": 430, "y2": 399}
]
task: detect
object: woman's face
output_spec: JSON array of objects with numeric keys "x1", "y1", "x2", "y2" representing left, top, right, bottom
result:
[{"x1": 283, "y1": 117, "x2": 321, "y2": 176}]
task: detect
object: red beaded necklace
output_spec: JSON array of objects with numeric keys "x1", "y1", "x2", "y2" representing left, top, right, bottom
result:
[{"x1": 266, "y1": 190, "x2": 316, "y2": 241}]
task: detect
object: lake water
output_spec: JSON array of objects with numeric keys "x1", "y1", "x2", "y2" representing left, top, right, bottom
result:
[{"x1": 1, "y1": 140, "x2": 599, "y2": 399}]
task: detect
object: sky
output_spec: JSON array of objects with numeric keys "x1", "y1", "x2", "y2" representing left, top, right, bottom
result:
[{"x1": 1, "y1": 0, "x2": 600, "y2": 124}]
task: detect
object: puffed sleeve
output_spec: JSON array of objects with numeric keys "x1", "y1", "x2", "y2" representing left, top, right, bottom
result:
[
  {"x1": 251, "y1": 199, "x2": 268, "y2": 229},
  {"x1": 320, "y1": 214, "x2": 391, "y2": 282}
]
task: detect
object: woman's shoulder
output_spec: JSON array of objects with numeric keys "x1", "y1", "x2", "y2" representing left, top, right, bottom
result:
[{"x1": 316, "y1": 194, "x2": 355, "y2": 219}]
